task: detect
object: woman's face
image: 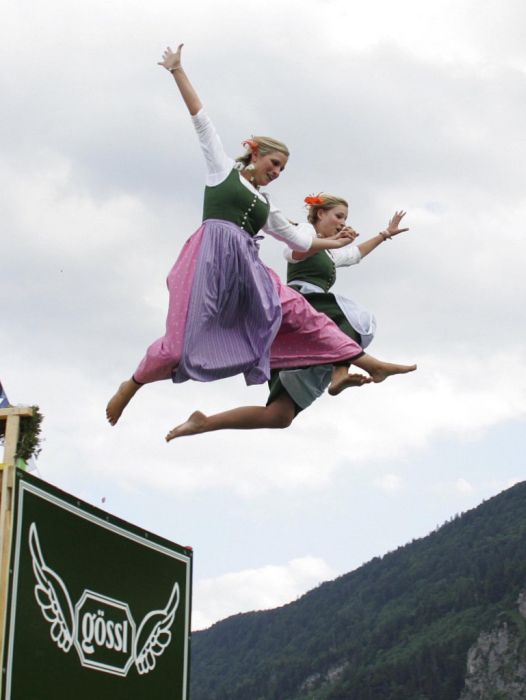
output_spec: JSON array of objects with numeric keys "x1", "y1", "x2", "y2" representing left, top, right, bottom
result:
[
  {"x1": 315, "y1": 204, "x2": 349, "y2": 237},
  {"x1": 250, "y1": 150, "x2": 288, "y2": 187}
]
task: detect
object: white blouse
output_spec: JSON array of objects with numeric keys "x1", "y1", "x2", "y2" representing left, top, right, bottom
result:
[{"x1": 191, "y1": 109, "x2": 315, "y2": 252}]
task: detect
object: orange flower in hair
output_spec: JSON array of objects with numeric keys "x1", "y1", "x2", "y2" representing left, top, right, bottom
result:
[
  {"x1": 242, "y1": 139, "x2": 258, "y2": 153},
  {"x1": 304, "y1": 194, "x2": 325, "y2": 206}
]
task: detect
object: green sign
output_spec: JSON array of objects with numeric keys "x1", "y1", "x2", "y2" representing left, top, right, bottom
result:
[{"x1": 2, "y1": 471, "x2": 192, "y2": 699}]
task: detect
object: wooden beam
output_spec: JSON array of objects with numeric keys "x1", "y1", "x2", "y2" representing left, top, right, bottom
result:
[
  {"x1": 0, "y1": 407, "x2": 33, "y2": 419},
  {"x1": 2, "y1": 416, "x2": 20, "y2": 475},
  {"x1": 0, "y1": 406, "x2": 33, "y2": 672}
]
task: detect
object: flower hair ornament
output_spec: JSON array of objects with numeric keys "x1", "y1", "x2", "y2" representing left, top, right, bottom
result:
[
  {"x1": 242, "y1": 138, "x2": 258, "y2": 150},
  {"x1": 242, "y1": 139, "x2": 258, "y2": 155},
  {"x1": 304, "y1": 194, "x2": 325, "y2": 206},
  {"x1": 242, "y1": 139, "x2": 258, "y2": 172}
]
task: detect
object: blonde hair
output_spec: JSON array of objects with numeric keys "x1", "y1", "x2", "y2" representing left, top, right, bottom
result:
[
  {"x1": 305, "y1": 193, "x2": 348, "y2": 225},
  {"x1": 236, "y1": 136, "x2": 290, "y2": 167}
]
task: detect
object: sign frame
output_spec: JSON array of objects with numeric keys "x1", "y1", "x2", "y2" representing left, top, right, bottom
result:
[{"x1": 1, "y1": 470, "x2": 192, "y2": 700}]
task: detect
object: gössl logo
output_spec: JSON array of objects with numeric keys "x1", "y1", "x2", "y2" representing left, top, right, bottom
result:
[{"x1": 28, "y1": 522, "x2": 180, "y2": 677}]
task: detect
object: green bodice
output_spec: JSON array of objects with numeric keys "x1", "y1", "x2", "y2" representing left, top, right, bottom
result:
[
  {"x1": 287, "y1": 250, "x2": 336, "y2": 292},
  {"x1": 202, "y1": 168, "x2": 270, "y2": 236}
]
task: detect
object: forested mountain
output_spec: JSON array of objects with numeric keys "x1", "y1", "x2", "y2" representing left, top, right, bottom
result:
[{"x1": 191, "y1": 481, "x2": 526, "y2": 700}]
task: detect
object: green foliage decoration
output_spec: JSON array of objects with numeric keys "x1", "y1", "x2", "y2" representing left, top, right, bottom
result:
[{"x1": 15, "y1": 406, "x2": 44, "y2": 462}]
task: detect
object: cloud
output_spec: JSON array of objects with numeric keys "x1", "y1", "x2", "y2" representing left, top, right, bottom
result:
[
  {"x1": 429, "y1": 476, "x2": 523, "y2": 501},
  {"x1": 373, "y1": 474, "x2": 402, "y2": 492},
  {"x1": 455, "y1": 478, "x2": 473, "y2": 494},
  {"x1": 192, "y1": 556, "x2": 336, "y2": 630}
]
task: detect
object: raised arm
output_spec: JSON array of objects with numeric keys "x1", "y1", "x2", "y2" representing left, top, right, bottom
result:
[
  {"x1": 158, "y1": 44, "x2": 233, "y2": 184},
  {"x1": 158, "y1": 44, "x2": 202, "y2": 115},
  {"x1": 356, "y1": 211, "x2": 409, "y2": 259}
]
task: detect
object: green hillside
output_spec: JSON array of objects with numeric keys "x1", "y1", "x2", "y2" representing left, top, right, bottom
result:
[{"x1": 191, "y1": 481, "x2": 526, "y2": 700}]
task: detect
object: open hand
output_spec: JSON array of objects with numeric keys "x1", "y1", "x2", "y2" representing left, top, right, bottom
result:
[
  {"x1": 158, "y1": 44, "x2": 183, "y2": 72},
  {"x1": 384, "y1": 210, "x2": 409, "y2": 239}
]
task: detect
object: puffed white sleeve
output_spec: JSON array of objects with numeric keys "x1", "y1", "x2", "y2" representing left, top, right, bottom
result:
[
  {"x1": 262, "y1": 199, "x2": 316, "y2": 252},
  {"x1": 282, "y1": 241, "x2": 311, "y2": 264},
  {"x1": 191, "y1": 109, "x2": 235, "y2": 186},
  {"x1": 330, "y1": 245, "x2": 362, "y2": 267}
]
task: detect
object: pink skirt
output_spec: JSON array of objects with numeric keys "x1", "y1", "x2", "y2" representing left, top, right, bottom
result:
[{"x1": 267, "y1": 268, "x2": 363, "y2": 368}]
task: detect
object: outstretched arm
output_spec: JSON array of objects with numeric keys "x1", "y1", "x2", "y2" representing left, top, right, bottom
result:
[
  {"x1": 290, "y1": 227, "x2": 358, "y2": 261},
  {"x1": 310, "y1": 229, "x2": 358, "y2": 253},
  {"x1": 158, "y1": 44, "x2": 202, "y2": 115},
  {"x1": 356, "y1": 210, "x2": 409, "y2": 259},
  {"x1": 264, "y1": 210, "x2": 356, "y2": 254}
]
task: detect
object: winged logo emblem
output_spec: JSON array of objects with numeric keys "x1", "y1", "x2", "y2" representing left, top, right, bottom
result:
[
  {"x1": 29, "y1": 522, "x2": 181, "y2": 677},
  {"x1": 29, "y1": 522, "x2": 75, "y2": 652},
  {"x1": 134, "y1": 582, "x2": 180, "y2": 674}
]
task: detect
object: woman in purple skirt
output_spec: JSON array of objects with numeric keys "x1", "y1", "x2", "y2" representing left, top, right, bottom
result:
[{"x1": 106, "y1": 45, "x2": 415, "y2": 426}]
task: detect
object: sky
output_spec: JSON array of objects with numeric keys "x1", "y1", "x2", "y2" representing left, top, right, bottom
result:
[{"x1": 2, "y1": 0, "x2": 525, "y2": 630}]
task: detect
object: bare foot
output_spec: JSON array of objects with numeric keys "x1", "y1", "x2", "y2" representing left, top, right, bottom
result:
[
  {"x1": 166, "y1": 411, "x2": 208, "y2": 441},
  {"x1": 368, "y1": 362, "x2": 417, "y2": 383},
  {"x1": 328, "y1": 373, "x2": 373, "y2": 396},
  {"x1": 106, "y1": 378, "x2": 141, "y2": 425}
]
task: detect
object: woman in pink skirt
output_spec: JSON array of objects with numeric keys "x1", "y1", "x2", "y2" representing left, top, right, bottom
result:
[{"x1": 106, "y1": 45, "x2": 415, "y2": 426}]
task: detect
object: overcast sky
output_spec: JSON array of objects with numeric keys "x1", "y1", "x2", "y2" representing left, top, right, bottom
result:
[{"x1": 2, "y1": 0, "x2": 525, "y2": 630}]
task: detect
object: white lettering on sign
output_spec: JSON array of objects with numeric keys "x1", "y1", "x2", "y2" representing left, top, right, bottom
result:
[{"x1": 80, "y1": 610, "x2": 129, "y2": 655}]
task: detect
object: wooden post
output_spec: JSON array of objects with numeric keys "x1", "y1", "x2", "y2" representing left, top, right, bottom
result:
[{"x1": 0, "y1": 407, "x2": 33, "y2": 669}]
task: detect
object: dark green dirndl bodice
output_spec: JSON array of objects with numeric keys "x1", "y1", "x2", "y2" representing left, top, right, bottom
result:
[
  {"x1": 287, "y1": 251, "x2": 361, "y2": 344},
  {"x1": 286, "y1": 249, "x2": 336, "y2": 292},
  {"x1": 202, "y1": 168, "x2": 270, "y2": 236}
]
